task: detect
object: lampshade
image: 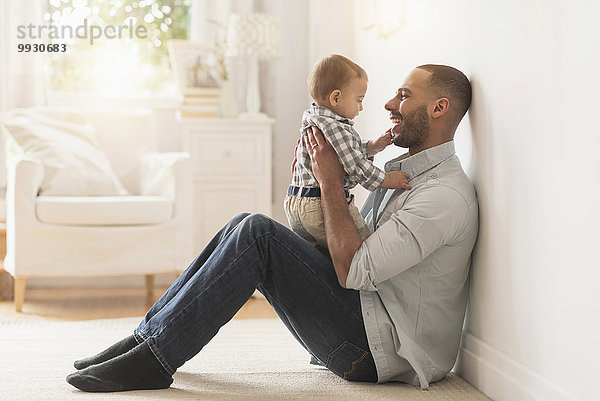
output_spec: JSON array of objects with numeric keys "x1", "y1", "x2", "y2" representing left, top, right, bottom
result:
[{"x1": 226, "y1": 13, "x2": 282, "y2": 59}]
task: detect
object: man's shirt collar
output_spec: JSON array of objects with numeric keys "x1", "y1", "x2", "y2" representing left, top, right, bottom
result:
[{"x1": 385, "y1": 140, "x2": 456, "y2": 179}]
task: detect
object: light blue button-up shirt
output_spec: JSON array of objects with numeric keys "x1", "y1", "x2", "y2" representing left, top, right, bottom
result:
[{"x1": 346, "y1": 140, "x2": 479, "y2": 389}]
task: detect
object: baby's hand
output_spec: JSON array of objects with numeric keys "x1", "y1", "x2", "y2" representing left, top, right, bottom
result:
[
  {"x1": 380, "y1": 171, "x2": 412, "y2": 190},
  {"x1": 367, "y1": 129, "x2": 393, "y2": 157}
]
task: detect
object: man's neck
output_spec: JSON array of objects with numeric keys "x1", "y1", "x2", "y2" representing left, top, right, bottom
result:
[{"x1": 409, "y1": 130, "x2": 455, "y2": 156}]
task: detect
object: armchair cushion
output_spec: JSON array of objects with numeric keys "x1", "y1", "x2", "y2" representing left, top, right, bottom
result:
[
  {"x1": 3, "y1": 108, "x2": 128, "y2": 196},
  {"x1": 36, "y1": 196, "x2": 173, "y2": 226}
]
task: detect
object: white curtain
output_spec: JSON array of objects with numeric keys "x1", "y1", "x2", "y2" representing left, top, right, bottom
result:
[
  {"x1": 0, "y1": 0, "x2": 46, "y2": 196},
  {"x1": 2, "y1": 0, "x2": 46, "y2": 110}
]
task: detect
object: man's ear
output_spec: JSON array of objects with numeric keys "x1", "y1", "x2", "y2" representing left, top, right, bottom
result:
[
  {"x1": 432, "y1": 98, "x2": 450, "y2": 118},
  {"x1": 329, "y1": 89, "x2": 342, "y2": 106}
]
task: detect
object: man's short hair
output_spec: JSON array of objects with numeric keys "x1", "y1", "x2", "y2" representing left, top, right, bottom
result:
[
  {"x1": 308, "y1": 54, "x2": 368, "y2": 102},
  {"x1": 417, "y1": 64, "x2": 472, "y2": 123}
]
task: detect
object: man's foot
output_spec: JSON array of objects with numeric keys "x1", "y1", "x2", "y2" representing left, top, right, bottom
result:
[
  {"x1": 66, "y1": 342, "x2": 173, "y2": 392},
  {"x1": 74, "y1": 335, "x2": 139, "y2": 370}
]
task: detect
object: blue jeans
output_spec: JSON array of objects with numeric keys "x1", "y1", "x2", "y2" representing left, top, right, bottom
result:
[{"x1": 134, "y1": 212, "x2": 377, "y2": 382}]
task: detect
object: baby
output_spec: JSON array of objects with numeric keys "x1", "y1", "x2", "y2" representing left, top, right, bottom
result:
[{"x1": 284, "y1": 54, "x2": 411, "y2": 253}]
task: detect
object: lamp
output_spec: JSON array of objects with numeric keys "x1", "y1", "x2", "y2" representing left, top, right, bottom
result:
[
  {"x1": 226, "y1": 13, "x2": 282, "y2": 119},
  {"x1": 359, "y1": 0, "x2": 405, "y2": 38},
  {"x1": 375, "y1": 0, "x2": 405, "y2": 38}
]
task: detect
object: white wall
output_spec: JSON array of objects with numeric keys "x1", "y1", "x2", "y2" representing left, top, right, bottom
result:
[{"x1": 351, "y1": 1, "x2": 600, "y2": 400}]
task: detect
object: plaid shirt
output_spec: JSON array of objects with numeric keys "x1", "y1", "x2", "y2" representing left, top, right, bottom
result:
[{"x1": 291, "y1": 104, "x2": 387, "y2": 192}]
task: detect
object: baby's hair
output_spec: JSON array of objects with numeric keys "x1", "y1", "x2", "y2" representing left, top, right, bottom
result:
[{"x1": 308, "y1": 54, "x2": 368, "y2": 103}]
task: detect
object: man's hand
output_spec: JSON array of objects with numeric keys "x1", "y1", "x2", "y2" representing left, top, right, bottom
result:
[
  {"x1": 367, "y1": 129, "x2": 393, "y2": 157},
  {"x1": 305, "y1": 126, "x2": 344, "y2": 189}
]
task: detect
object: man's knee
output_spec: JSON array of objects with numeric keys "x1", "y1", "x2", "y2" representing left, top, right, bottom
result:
[
  {"x1": 225, "y1": 213, "x2": 273, "y2": 239},
  {"x1": 239, "y1": 213, "x2": 275, "y2": 234},
  {"x1": 220, "y1": 213, "x2": 254, "y2": 238},
  {"x1": 230, "y1": 212, "x2": 252, "y2": 224}
]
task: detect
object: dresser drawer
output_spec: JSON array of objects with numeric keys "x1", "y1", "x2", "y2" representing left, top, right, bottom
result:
[
  {"x1": 190, "y1": 133, "x2": 266, "y2": 177},
  {"x1": 178, "y1": 116, "x2": 273, "y2": 251},
  {"x1": 192, "y1": 182, "x2": 271, "y2": 250}
]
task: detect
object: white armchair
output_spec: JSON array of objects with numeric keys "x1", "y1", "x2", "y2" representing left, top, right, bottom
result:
[{"x1": 2, "y1": 108, "x2": 193, "y2": 312}]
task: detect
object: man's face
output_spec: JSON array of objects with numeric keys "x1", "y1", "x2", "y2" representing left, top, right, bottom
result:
[{"x1": 385, "y1": 69, "x2": 432, "y2": 149}]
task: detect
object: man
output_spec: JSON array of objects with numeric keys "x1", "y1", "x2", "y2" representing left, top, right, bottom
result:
[{"x1": 66, "y1": 64, "x2": 478, "y2": 392}]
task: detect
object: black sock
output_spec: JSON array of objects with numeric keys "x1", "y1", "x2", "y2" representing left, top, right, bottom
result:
[
  {"x1": 74, "y1": 335, "x2": 139, "y2": 370},
  {"x1": 66, "y1": 342, "x2": 173, "y2": 392}
]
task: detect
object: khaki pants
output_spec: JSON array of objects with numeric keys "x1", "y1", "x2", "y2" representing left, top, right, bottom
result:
[{"x1": 283, "y1": 194, "x2": 372, "y2": 254}]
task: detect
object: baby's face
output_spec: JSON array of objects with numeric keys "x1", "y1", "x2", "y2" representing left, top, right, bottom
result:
[{"x1": 332, "y1": 77, "x2": 368, "y2": 120}]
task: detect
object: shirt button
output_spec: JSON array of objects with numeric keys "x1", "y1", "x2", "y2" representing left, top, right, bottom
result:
[{"x1": 431, "y1": 173, "x2": 437, "y2": 178}]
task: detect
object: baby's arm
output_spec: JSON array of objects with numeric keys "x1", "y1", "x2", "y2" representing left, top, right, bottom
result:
[
  {"x1": 365, "y1": 129, "x2": 412, "y2": 190},
  {"x1": 380, "y1": 171, "x2": 412, "y2": 190},
  {"x1": 312, "y1": 120, "x2": 410, "y2": 191},
  {"x1": 367, "y1": 129, "x2": 393, "y2": 157},
  {"x1": 313, "y1": 122, "x2": 386, "y2": 191}
]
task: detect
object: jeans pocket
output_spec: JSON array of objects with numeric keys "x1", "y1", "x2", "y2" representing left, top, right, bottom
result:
[{"x1": 326, "y1": 341, "x2": 376, "y2": 382}]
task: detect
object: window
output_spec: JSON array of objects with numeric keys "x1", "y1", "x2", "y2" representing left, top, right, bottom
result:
[{"x1": 45, "y1": 0, "x2": 191, "y2": 97}]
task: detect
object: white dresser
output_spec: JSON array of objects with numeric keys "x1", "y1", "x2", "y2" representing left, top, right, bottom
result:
[{"x1": 178, "y1": 115, "x2": 274, "y2": 251}]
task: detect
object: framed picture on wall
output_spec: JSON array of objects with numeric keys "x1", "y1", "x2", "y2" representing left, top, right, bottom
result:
[{"x1": 168, "y1": 40, "x2": 223, "y2": 97}]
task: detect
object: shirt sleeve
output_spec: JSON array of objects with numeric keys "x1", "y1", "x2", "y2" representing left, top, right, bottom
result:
[
  {"x1": 345, "y1": 184, "x2": 470, "y2": 291},
  {"x1": 361, "y1": 140, "x2": 374, "y2": 160},
  {"x1": 313, "y1": 118, "x2": 386, "y2": 191}
]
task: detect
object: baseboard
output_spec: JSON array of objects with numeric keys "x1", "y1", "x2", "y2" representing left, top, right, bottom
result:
[
  {"x1": 24, "y1": 276, "x2": 265, "y2": 300},
  {"x1": 455, "y1": 332, "x2": 581, "y2": 401},
  {"x1": 26, "y1": 273, "x2": 178, "y2": 289}
]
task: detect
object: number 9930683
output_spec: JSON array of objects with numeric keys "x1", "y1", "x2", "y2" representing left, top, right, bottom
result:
[{"x1": 17, "y1": 43, "x2": 66, "y2": 52}]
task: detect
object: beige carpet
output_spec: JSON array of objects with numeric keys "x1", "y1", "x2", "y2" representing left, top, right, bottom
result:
[{"x1": 0, "y1": 317, "x2": 490, "y2": 401}]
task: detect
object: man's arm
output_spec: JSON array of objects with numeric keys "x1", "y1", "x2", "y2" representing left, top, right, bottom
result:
[{"x1": 305, "y1": 126, "x2": 361, "y2": 288}]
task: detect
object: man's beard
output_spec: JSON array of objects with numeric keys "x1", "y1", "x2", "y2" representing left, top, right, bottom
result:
[{"x1": 392, "y1": 104, "x2": 430, "y2": 148}]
